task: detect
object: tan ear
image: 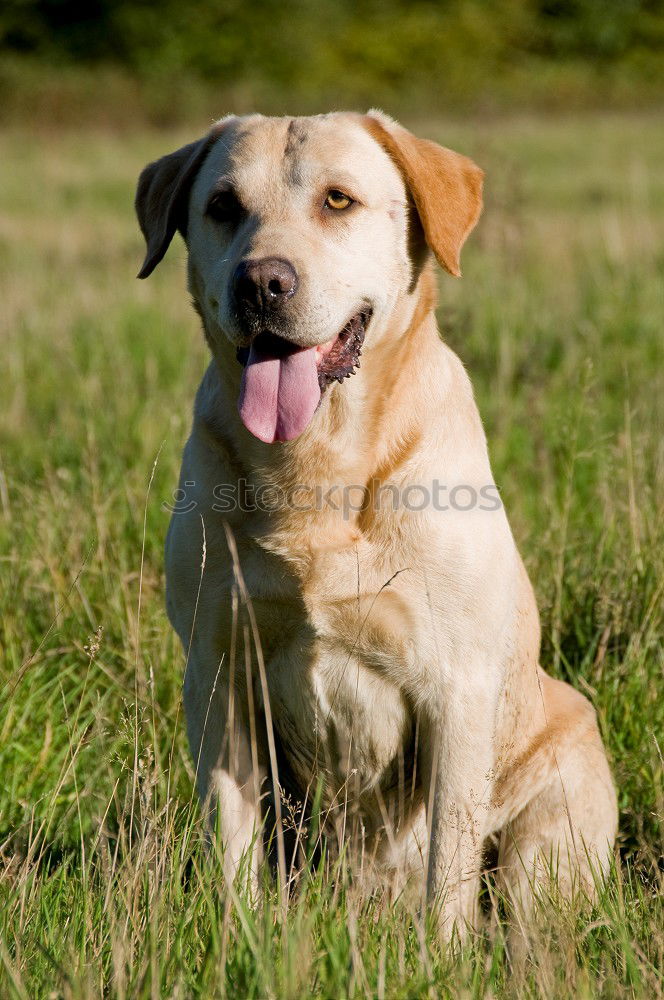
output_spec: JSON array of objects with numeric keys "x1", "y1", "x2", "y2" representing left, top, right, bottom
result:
[
  {"x1": 362, "y1": 112, "x2": 484, "y2": 277},
  {"x1": 135, "y1": 120, "x2": 228, "y2": 279}
]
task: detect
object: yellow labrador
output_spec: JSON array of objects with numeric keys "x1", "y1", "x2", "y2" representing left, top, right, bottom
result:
[{"x1": 136, "y1": 112, "x2": 617, "y2": 936}]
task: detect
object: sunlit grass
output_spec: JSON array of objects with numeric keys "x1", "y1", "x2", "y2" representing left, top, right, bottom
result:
[{"x1": 0, "y1": 113, "x2": 662, "y2": 997}]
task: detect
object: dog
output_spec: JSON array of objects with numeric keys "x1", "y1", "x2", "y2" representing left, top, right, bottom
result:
[{"x1": 135, "y1": 111, "x2": 617, "y2": 937}]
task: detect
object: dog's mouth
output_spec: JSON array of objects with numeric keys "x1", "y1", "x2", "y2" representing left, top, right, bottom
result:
[
  {"x1": 314, "y1": 310, "x2": 368, "y2": 388},
  {"x1": 235, "y1": 310, "x2": 370, "y2": 444}
]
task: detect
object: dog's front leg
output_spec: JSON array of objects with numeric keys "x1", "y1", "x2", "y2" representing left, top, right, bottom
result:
[
  {"x1": 419, "y1": 678, "x2": 496, "y2": 942},
  {"x1": 184, "y1": 658, "x2": 265, "y2": 893}
]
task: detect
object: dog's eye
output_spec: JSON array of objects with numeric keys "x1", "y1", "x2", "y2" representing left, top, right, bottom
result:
[
  {"x1": 206, "y1": 188, "x2": 244, "y2": 224},
  {"x1": 325, "y1": 189, "x2": 353, "y2": 211}
]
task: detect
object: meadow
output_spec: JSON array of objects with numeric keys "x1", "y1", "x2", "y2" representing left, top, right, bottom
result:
[{"x1": 0, "y1": 112, "x2": 662, "y2": 997}]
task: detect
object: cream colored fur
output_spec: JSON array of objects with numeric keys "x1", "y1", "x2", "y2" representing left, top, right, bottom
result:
[{"x1": 135, "y1": 111, "x2": 618, "y2": 940}]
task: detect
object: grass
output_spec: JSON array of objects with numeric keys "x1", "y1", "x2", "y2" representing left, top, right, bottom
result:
[{"x1": 0, "y1": 111, "x2": 663, "y2": 997}]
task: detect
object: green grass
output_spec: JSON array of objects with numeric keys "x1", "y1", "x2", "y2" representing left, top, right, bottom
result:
[{"x1": 0, "y1": 113, "x2": 663, "y2": 997}]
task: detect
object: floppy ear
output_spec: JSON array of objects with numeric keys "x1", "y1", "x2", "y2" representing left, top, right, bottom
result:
[
  {"x1": 135, "y1": 120, "x2": 228, "y2": 279},
  {"x1": 362, "y1": 111, "x2": 484, "y2": 277}
]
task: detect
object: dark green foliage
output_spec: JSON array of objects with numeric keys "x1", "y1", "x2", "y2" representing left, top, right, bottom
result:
[{"x1": 1, "y1": 0, "x2": 664, "y2": 117}]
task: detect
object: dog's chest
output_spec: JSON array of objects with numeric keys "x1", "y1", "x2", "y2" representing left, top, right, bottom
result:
[
  {"x1": 265, "y1": 630, "x2": 414, "y2": 808},
  {"x1": 227, "y1": 522, "x2": 426, "y2": 808}
]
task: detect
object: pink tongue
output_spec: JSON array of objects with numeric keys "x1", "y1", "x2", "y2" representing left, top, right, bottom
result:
[{"x1": 238, "y1": 338, "x2": 321, "y2": 443}]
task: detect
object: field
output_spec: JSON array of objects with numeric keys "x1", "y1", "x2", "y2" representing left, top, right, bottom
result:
[{"x1": 0, "y1": 113, "x2": 663, "y2": 997}]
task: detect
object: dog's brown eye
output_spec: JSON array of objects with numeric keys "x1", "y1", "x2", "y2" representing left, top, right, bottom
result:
[
  {"x1": 325, "y1": 190, "x2": 353, "y2": 211},
  {"x1": 206, "y1": 188, "x2": 244, "y2": 224}
]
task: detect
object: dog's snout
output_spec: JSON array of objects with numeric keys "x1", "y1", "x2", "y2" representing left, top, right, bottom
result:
[{"x1": 234, "y1": 257, "x2": 298, "y2": 312}]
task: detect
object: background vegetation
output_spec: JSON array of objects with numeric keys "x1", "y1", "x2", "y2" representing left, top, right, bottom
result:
[
  {"x1": 1, "y1": 0, "x2": 664, "y2": 124},
  {"x1": 1, "y1": 0, "x2": 663, "y2": 996}
]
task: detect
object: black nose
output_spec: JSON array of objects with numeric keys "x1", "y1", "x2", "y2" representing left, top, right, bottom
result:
[{"x1": 233, "y1": 257, "x2": 298, "y2": 312}]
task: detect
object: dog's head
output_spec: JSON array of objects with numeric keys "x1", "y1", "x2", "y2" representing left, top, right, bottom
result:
[{"x1": 136, "y1": 112, "x2": 483, "y2": 444}]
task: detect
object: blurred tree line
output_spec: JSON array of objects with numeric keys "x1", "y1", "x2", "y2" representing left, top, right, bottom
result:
[{"x1": 1, "y1": 0, "x2": 663, "y2": 120}]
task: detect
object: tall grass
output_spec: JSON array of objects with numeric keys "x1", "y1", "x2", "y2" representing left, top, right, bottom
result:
[{"x1": 0, "y1": 113, "x2": 663, "y2": 996}]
